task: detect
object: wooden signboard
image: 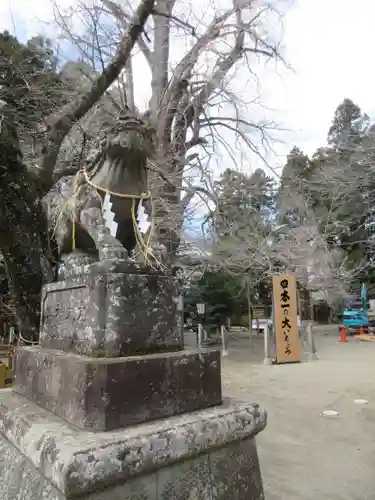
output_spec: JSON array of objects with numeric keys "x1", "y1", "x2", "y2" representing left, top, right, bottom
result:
[
  {"x1": 272, "y1": 275, "x2": 301, "y2": 364},
  {"x1": 252, "y1": 307, "x2": 266, "y2": 320}
]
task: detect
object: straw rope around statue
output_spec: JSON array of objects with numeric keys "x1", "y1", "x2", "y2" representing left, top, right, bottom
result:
[{"x1": 53, "y1": 168, "x2": 165, "y2": 269}]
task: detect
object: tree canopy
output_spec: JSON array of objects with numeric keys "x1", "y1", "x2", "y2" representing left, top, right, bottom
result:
[
  {"x1": 0, "y1": 31, "x2": 66, "y2": 132},
  {"x1": 206, "y1": 97, "x2": 375, "y2": 303},
  {"x1": 277, "y1": 98, "x2": 375, "y2": 296}
]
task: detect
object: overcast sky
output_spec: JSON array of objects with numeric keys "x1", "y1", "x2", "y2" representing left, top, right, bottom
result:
[{"x1": 1, "y1": 0, "x2": 375, "y2": 174}]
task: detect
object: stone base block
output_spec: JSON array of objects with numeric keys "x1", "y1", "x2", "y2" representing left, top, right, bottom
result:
[
  {"x1": 13, "y1": 346, "x2": 222, "y2": 431},
  {"x1": 0, "y1": 390, "x2": 266, "y2": 499},
  {"x1": 40, "y1": 260, "x2": 183, "y2": 357}
]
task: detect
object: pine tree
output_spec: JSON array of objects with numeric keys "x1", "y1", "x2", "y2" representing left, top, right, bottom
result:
[
  {"x1": 213, "y1": 168, "x2": 276, "y2": 257},
  {"x1": 327, "y1": 98, "x2": 361, "y2": 150},
  {"x1": 278, "y1": 146, "x2": 312, "y2": 226},
  {"x1": 301, "y1": 99, "x2": 374, "y2": 292},
  {"x1": 209, "y1": 167, "x2": 277, "y2": 306}
]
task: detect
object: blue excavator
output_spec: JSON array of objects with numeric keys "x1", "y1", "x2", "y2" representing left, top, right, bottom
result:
[{"x1": 343, "y1": 284, "x2": 375, "y2": 334}]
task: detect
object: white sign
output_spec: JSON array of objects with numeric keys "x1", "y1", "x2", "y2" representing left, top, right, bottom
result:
[
  {"x1": 103, "y1": 193, "x2": 118, "y2": 237},
  {"x1": 137, "y1": 200, "x2": 151, "y2": 234}
]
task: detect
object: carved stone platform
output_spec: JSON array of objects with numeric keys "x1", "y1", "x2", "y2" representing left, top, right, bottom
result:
[
  {"x1": 4, "y1": 258, "x2": 268, "y2": 498},
  {"x1": 13, "y1": 346, "x2": 222, "y2": 431},
  {"x1": 0, "y1": 391, "x2": 266, "y2": 500},
  {"x1": 12, "y1": 260, "x2": 224, "y2": 432},
  {"x1": 40, "y1": 260, "x2": 183, "y2": 357}
]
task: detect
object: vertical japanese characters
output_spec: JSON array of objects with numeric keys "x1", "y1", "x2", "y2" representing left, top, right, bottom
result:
[
  {"x1": 272, "y1": 275, "x2": 301, "y2": 364},
  {"x1": 280, "y1": 279, "x2": 292, "y2": 356}
]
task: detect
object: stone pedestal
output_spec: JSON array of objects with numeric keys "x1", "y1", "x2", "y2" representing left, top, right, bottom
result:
[
  {"x1": 40, "y1": 260, "x2": 184, "y2": 357},
  {"x1": 14, "y1": 346, "x2": 222, "y2": 431},
  {"x1": 0, "y1": 391, "x2": 266, "y2": 500},
  {"x1": 1, "y1": 259, "x2": 267, "y2": 498},
  {"x1": 13, "y1": 261, "x2": 222, "y2": 431}
]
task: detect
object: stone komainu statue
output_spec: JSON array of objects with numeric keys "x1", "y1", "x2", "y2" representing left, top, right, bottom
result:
[{"x1": 43, "y1": 109, "x2": 154, "y2": 268}]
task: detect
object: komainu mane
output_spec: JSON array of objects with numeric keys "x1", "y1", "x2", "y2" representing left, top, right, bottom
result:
[{"x1": 43, "y1": 109, "x2": 154, "y2": 272}]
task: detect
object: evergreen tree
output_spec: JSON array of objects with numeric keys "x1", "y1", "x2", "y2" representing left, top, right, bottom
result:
[
  {"x1": 327, "y1": 98, "x2": 361, "y2": 149},
  {"x1": 0, "y1": 32, "x2": 67, "y2": 335},
  {"x1": 280, "y1": 99, "x2": 375, "y2": 294},
  {"x1": 325, "y1": 99, "x2": 371, "y2": 282},
  {"x1": 214, "y1": 167, "x2": 276, "y2": 251},
  {"x1": 208, "y1": 167, "x2": 276, "y2": 306},
  {"x1": 0, "y1": 31, "x2": 66, "y2": 132},
  {"x1": 278, "y1": 146, "x2": 312, "y2": 226},
  {"x1": 184, "y1": 272, "x2": 246, "y2": 327}
]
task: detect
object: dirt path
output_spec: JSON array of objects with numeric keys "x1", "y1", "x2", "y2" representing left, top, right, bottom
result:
[{"x1": 221, "y1": 328, "x2": 375, "y2": 500}]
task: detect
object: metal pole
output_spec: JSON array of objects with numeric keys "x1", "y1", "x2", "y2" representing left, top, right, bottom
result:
[
  {"x1": 9, "y1": 327, "x2": 14, "y2": 345},
  {"x1": 198, "y1": 323, "x2": 203, "y2": 348},
  {"x1": 307, "y1": 285, "x2": 318, "y2": 360},
  {"x1": 247, "y1": 273, "x2": 253, "y2": 351},
  {"x1": 307, "y1": 322, "x2": 318, "y2": 361},
  {"x1": 297, "y1": 288, "x2": 305, "y2": 347},
  {"x1": 221, "y1": 324, "x2": 228, "y2": 357},
  {"x1": 203, "y1": 325, "x2": 208, "y2": 342},
  {"x1": 178, "y1": 292, "x2": 184, "y2": 344},
  {"x1": 263, "y1": 323, "x2": 272, "y2": 365}
]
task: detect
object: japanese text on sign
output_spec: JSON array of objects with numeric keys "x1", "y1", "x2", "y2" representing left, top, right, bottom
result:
[
  {"x1": 280, "y1": 278, "x2": 292, "y2": 356},
  {"x1": 272, "y1": 275, "x2": 301, "y2": 364}
]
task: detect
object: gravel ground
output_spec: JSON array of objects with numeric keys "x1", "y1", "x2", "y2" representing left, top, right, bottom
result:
[{"x1": 218, "y1": 326, "x2": 375, "y2": 500}]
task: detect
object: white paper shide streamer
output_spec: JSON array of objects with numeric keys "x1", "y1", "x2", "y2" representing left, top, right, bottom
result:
[
  {"x1": 103, "y1": 193, "x2": 118, "y2": 237},
  {"x1": 137, "y1": 199, "x2": 151, "y2": 234}
]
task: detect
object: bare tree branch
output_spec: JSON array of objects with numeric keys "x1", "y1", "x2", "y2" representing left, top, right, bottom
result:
[
  {"x1": 100, "y1": 0, "x2": 153, "y2": 66},
  {"x1": 37, "y1": 0, "x2": 156, "y2": 189}
]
